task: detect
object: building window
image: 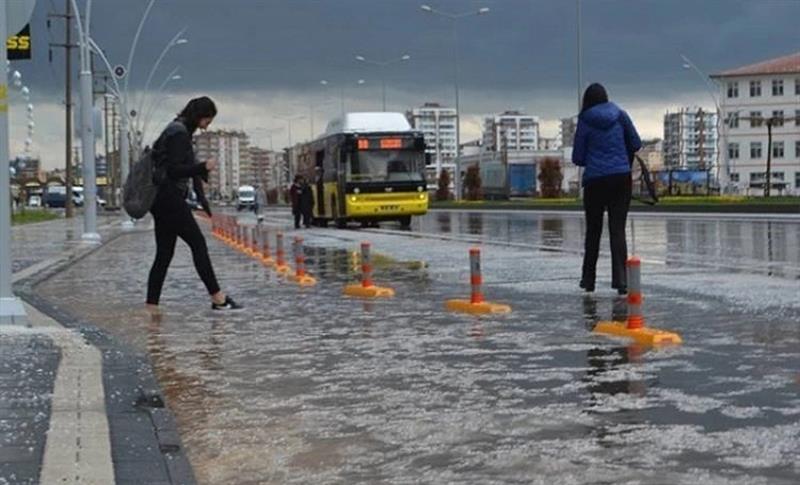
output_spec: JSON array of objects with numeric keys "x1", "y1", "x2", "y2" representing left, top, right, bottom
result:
[
  {"x1": 772, "y1": 110, "x2": 784, "y2": 127},
  {"x1": 796, "y1": 140, "x2": 800, "y2": 158},
  {"x1": 773, "y1": 141, "x2": 784, "y2": 158},
  {"x1": 750, "y1": 142, "x2": 762, "y2": 159},
  {"x1": 750, "y1": 80, "x2": 761, "y2": 97},
  {"x1": 750, "y1": 111, "x2": 763, "y2": 128},
  {"x1": 772, "y1": 79, "x2": 784, "y2": 96},
  {"x1": 730, "y1": 172, "x2": 740, "y2": 183},
  {"x1": 796, "y1": 172, "x2": 800, "y2": 189},
  {"x1": 728, "y1": 143, "x2": 739, "y2": 159},
  {"x1": 796, "y1": 78, "x2": 800, "y2": 95},
  {"x1": 727, "y1": 112, "x2": 739, "y2": 128},
  {"x1": 796, "y1": 110, "x2": 800, "y2": 127},
  {"x1": 726, "y1": 82, "x2": 738, "y2": 98}
]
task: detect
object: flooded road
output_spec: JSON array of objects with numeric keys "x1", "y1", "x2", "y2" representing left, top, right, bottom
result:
[{"x1": 37, "y1": 210, "x2": 800, "y2": 484}]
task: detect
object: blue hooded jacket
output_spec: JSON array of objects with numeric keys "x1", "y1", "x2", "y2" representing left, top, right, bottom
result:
[{"x1": 572, "y1": 102, "x2": 641, "y2": 186}]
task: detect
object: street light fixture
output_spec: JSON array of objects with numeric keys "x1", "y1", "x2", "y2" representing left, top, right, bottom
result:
[
  {"x1": 420, "y1": 3, "x2": 490, "y2": 200},
  {"x1": 680, "y1": 54, "x2": 726, "y2": 192},
  {"x1": 320, "y1": 79, "x2": 367, "y2": 116},
  {"x1": 139, "y1": 68, "x2": 183, "y2": 142},
  {"x1": 135, "y1": 28, "x2": 189, "y2": 148},
  {"x1": 354, "y1": 53, "x2": 411, "y2": 111}
]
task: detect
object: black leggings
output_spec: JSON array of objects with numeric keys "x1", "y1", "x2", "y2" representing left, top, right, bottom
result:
[
  {"x1": 581, "y1": 174, "x2": 631, "y2": 289},
  {"x1": 146, "y1": 192, "x2": 220, "y2": 304}
]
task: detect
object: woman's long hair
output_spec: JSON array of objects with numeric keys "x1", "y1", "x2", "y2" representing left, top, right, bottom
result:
[
  {"x1": 581, "y1": 83, "x2": 609, "y2": 113},
  {"x1": 177, "y1": 96, "x2": 217, "y2": 133}
]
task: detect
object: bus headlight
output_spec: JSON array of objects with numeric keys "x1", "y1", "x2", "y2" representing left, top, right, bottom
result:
[
  {"x1": 419, "y1": 193, "x2": 426, "y2": 200},
  {"x1": 354, "y1": 188, "x2": 360, "y2": 194},
  {"x1": 417, "y1": 186, "x2": 423, "y2": 192},
  {"x1": 350, "y1": 196, "x2": 357, "y2": 202}
]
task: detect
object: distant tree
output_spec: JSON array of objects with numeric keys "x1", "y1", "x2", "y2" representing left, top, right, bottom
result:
[
  {"x1": 464, "y1": 164, "x2": 482, "y2": 200},
  {"x1": 436, "y1": 169, "x2": 451, "y2": 201},
  {"x1": 538, "y1": 157, "x2": 563, "y2": 198}
]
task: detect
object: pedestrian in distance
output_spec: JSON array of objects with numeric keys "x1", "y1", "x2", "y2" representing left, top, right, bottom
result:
[
  {"x1": 299, "y1": 178, "x2": 314, "y2": 228},
  {"x1": 146, "y1": 96, "x2": 243, "y2": 311},
  {"x1": 289, "y1": 175, "x2": 303, "y2": 229},
  {"x1": 572, "y1": 83, "x2": 642, "y2": 295}
]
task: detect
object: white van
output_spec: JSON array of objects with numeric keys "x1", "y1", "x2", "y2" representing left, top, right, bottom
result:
[{"x1": 236, "y1": 185, "x2": 256, "y2": 211}]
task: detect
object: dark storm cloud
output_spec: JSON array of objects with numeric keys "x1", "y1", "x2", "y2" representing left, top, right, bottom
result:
[{"x1": 23, "y1": 0, "x2": 800, "y2": 102}]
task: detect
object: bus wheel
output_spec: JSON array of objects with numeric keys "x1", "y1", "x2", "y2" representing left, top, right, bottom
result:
[{"x1": 399, "y1": 216, "x2": 411, "y2": 228}]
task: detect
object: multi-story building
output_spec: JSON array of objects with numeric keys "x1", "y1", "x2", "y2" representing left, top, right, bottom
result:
[
  {"x1": 712, "y1": 51, "x2": 800, "y2": 195},
  {"x1": 406, "y1": 102, "x2": 457, "y2": 177},
  {"x1": 663, "y1": 107, "x2": 719, "y2": 171},
  {"x1": 482, "y1": 111, "x2": 539, "y2": 153},
  {"x1": 560, "y1": 117, "x2": 577, "y2": 148},
  {"x1": 194, "y1": 130, "x2": 251, "y2": 200},
  {"x1": 639, "y1": 138, "x2": 665, "y2": 172},
  {"x1": 538, "y1": 137, "x2": 560, "y2": 151}
]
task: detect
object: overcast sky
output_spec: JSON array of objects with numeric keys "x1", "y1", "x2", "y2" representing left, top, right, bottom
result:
[{"x1": 13, "y1": 0, "x2": 800, "y2": 169}]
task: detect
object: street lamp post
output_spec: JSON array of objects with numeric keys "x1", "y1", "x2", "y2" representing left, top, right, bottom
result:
[
  {"x1": 320, "y1": 79, "x2": 366, "y2": 117},
  {"x1": 354, "y1": 54, "x2": 410, "y2": 111},
  {"x1": 1, "y1": 0, "x2": 37, "y2": 325},
  {"x1": 71, "y1": 0, "x2": 101, "y2": 243},
  {"x1": 132, "y1": 31, "x2": 188, "y2": 150},
  {"x1": 273, "y1": 114, "x2": 306, "y2": 183},
  {"x1": 139, "y1": 69, "x2": 182, "y2": 143},
  {"x1": 421, "y1": 4, "x2": 490, "y2": 201},
  {"x1": 681, "y1": 54, "x2": 726, "y2": 193}
]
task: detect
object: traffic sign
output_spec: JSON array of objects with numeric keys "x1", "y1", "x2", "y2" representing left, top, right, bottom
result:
[{"x1": 113, "y1": 65, "x2": 126, "y2": 79}]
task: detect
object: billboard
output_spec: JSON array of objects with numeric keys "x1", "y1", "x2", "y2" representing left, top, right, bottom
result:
[{"x1": 8, "y1": 24, "x2": 31, "y2": 61}]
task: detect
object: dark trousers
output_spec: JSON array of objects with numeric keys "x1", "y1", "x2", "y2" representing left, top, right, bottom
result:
[
  {"x1": 581, "y1": 174, "x2": 631, "y2": 290},
  {"x1": 146, "y1": 191, "x2": 221, "y2": 304},
  {"x1": 293, "y1": 209, "x2": 301, "y2": 229}
]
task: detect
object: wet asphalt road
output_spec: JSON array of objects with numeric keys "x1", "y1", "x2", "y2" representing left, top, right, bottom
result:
[{"x1": 37, "y1": 209, "x2": 800, "y2": 484}]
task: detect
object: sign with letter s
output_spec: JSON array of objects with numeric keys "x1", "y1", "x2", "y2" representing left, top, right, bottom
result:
[{"x1": 8, "y1": 24, "x2": 31, "y2": 60}]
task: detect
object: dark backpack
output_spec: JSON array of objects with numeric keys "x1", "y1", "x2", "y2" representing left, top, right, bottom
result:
[
  {"x1": 122, "y1": 123, "x2": 177, "y2": 218},
  {"x1": 122, "y1": 148, "x2": 160, "y2": 219}
]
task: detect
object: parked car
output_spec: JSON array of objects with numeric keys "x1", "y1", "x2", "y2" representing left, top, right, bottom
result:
[
  {"x1": 28, "y1": 195, "x2": 42, "y2": 207},
  {"x1": 44, "y1": 186, "x2": 67, "y2": 208}
]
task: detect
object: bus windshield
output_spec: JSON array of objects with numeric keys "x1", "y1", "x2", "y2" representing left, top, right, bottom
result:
[{"x1": 349, "y1": 150, "x2": 424, "y2": 182}]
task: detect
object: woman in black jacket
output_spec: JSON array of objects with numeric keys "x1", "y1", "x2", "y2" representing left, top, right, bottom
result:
[{"x1": 146, "y1": 97, "x2": 242, "y2": 311}]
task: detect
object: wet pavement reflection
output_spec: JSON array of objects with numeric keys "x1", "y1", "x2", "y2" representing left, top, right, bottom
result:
[
  {"x1": 417, "y1": 211, "x2": 800, "y2": 279},
  {"x1": 36, "y1": 210, "x2": 800, "y2": 484}
]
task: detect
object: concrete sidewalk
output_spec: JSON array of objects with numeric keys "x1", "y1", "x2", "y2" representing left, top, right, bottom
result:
[{"x1": 3, "y1": 216, "x2": 195, "y2": 484}]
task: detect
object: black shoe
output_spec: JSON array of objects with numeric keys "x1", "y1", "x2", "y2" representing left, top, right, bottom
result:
[
  {"x1": 212, "y1": 296, "x2": 243, "y2": 311},
  {"x1": 615, "y1": 286, "x2": 628, "y2": 296},
  {"x1": 579, "y1": 280, "x2": 595, "y2": 292}
]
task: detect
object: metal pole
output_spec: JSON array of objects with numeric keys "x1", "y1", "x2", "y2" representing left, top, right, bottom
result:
[
  {"x1": 65, "y1": 0, "x2": 75, "y2": 218},
  {"x1": 381, "y1": 67, "x2": 386, "y2": 112},
  {"x1": 103, "y1": 89, "x2": 110, "y2": 205},
  {"x1": 119, "y1": 108, "x2": 132, "y2": 227},
  {"x1": 77, "y1": 0, "x2": 100, "y2": 243},
  {"x1": 576, "y1": 0, "x2": 583, "y2": 199},
  {"x1": 452, "y1": 19, "x2": 461, "y2": 201},
  {"x1": 577, "y1": 0, "x2": 582, "y2": 112},
  {"x1": 765, "y1": 120, "x2": 772, "y2": 197},
  {"x1": 0, "y1": 0, "x2": 28, "y2": 325}
]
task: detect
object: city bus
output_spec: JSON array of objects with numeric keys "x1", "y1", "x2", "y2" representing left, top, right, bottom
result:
[{"x1": 295, "y1": 112, "x2": 428, "y2": 228}]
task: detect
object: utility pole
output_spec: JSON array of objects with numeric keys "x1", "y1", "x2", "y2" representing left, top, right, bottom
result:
[
  {"x1": 48, "y1": 0, "x2": 77, "y2": 218},
  {"x1": 94, "y1": 73, "x2": 110, "y2": 205}
]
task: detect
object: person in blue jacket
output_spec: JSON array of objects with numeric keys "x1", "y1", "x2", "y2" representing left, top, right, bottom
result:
[{"x1": 572, "y1": 83, "x2": 641, "y2": 294}]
